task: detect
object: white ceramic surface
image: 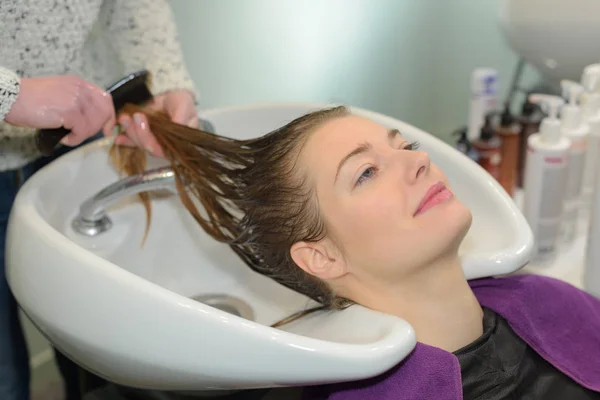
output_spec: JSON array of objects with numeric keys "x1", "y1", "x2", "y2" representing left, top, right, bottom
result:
[
  {"x1": 499, "y1": 0, "x2": 600, "y2": 83},
  {"x1": 6, "y1": 103, "x2": 533, "y2": 391}
]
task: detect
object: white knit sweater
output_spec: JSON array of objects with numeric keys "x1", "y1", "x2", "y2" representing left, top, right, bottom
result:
[{"x1": 0, "y1": 0, "x2": 197, "y2": 171}]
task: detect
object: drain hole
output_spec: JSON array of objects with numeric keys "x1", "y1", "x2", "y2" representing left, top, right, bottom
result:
[
  {"x1": 189, "y1": 294, "x2": 255, "y2": 321},
  {"x1": 211, "y1": 303, "x2": 241, "y2": 317}
]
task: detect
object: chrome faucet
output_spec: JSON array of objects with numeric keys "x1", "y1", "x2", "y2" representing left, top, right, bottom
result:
[
  {"x1": 72, "y1": 166, "x2": 177, "y2": 236},
  {"x1": 71, "y1": 116, "x2": 215, "y2": 237}
]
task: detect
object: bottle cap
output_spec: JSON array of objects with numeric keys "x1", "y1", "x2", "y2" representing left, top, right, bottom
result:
[
  {"x1": 581, "y1": 64, "x2": 600, "y2": 118},
  {"x1": 560, "y1": 80, "x2": 584, "y2": 130},
  {"x1": 582, "y1": 64, "x2": 600, "y2": 92},
  {"x1": 500, "y1": 102, "x2": 515, "y2": 127},
  {"x1": 529, "y1": 94, "x2": 565, "y2": 144},
  {"x1": 479, "y1": 113, "x2": 495, "y2": 141}
]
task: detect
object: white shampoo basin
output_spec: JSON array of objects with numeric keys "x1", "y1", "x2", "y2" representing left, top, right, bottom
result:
[{"x1": 6, "y1": 103, "x2": 533, "y2": 391}]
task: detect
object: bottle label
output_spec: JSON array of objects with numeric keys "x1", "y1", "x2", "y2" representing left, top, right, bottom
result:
[
  {"x1": 524, "y1": 147, "x2": 569, "y2": 258},
  {"x1": 564, "y1": 141, "x2": 587, "y2": 202},
  {"x1": 542, "y1": 155, "x2": 567, "y2": 165},
  {"x1": 539, "y1": 163, "x2": 568, "y2": 220}
]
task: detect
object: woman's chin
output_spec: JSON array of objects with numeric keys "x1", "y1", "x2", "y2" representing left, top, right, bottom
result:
[
  {"x1": 432, "y1": 200, "x2": 473, "y2": 251},
  {"x1": 451, "y1": 202, "x2": 473, "y2": 244}
]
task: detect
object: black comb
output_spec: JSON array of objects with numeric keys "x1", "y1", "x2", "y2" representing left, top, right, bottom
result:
[{"x1": 35, "y1": 70, "x2": 153, "y2": 156}]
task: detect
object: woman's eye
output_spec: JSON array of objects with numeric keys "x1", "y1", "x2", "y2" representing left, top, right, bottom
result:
[
  {"x1": 356, "y1": 166, "x2": 377, "y2": 187},
  {"x1": 353, "y1": 142, "x2": 419, "y2": 188},
  {"x1": 403, "y1": 141, "x2": 420, "y2": 151}
]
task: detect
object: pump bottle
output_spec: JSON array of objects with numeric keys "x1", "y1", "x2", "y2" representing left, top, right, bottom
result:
[
  {"x1": 585, "y1": 143, "x2": 600, "y2": 298},
  {"x1": 517, "y1": 97, "x2": 543, "y2": 188},
  {"x1": 580, "y1": 64, "x2": 600, "y2": 216},
  {"x1": 522, "y1": 94, "x2": 570, "y2": 263},
  {"x1": 471, "y1": 114, "x2": 502, "y2": 181},
  {"x1": 559, "y1": 80, "x2": 590, "y2": 244},
  {"x1": 496, "y1": 103, "x2": 521, "y2": 197},
  {"x1": 467, "y1": 68, "x2": 498, "y2": 142},
  {"x1": 584, "y1": 65, "x2": 600, "y2": 298}
]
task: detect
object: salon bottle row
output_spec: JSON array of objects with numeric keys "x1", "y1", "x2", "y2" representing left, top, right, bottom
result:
[
  {"x1": 455, "y1": 64, "x2": 600, "y2": 297},
  {"x1": 453, "y1": 69, "x2": 540, "y2": 199},
  {"x1": 522, "y1": 66, "x2": 600, "y2": 269}
]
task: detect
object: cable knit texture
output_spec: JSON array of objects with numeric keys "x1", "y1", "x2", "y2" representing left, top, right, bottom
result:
[
  {"x1": 0, "y1": 0, "x2": 197, "y2": 171},
  {"x1": 0, "y1": 67, "x2": 20, "y2": 122}
]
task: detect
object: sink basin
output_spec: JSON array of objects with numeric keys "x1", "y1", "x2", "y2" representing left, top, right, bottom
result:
[{"x1": 6, "y1": 102, "x2": 533, "y2": 391}]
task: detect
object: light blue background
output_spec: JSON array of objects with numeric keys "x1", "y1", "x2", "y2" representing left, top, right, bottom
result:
[{"x1": 169, "y1": 0, "x2": 542, "y2": 143}]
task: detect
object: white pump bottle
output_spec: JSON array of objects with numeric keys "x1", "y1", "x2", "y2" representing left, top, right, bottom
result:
[
  {"x1": 584, "y1": 65, "x2": 600, "y2": 299},
  {"x1": 580, "y1": 64, "x2": 600, "y2": 215},
  {"x1": 559, "y1": 80, "x2": 590, "y2": 244},
  {"x1": 523, "y1": 94, "x2": 570, "y2": 263},
  {"x1": 585, "y1": 139, "x2": 600, "y2": 299}
]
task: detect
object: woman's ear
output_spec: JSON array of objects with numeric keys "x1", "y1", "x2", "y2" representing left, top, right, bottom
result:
[{"x1": 290, "y1": 240, "x2": 348, "y2": 281}]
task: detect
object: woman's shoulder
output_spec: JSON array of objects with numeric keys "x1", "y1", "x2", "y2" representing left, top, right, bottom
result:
[
  {"x1": 470, "y1": 273, "x2": 599, "y2": 308},
  {"x1": 472, "y1": 273, "x2": 600, "y2": 392},
  {"x1": 470, "y1": 273, "x2": 600, "y2": 336},
  {"x1": 302, "y1": 342, "x2": 462, "y2": 400},
  {"x1": 303, "y1": 275, "x2": 600, "y2": 399}
]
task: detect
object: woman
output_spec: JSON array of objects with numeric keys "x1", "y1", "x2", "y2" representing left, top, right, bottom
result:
[{"x1": 112, "y1": 104, "x2": 600, "y2": 400}]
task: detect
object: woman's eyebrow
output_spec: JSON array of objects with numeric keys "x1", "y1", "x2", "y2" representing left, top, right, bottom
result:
[
  {"x1": 388, "y1": 128, "x2": 401, "y2": 141},
  {"x1": 334, "y1": 129, "x2": 402, "y2": 183},
  {"x1": 335, "y1": 142, "x2": 372, "y2": 183}
]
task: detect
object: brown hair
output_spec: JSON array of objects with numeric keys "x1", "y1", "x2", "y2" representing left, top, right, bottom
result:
[{"x1": 110, "y1": 104, "x2": 354, "y2": 320}]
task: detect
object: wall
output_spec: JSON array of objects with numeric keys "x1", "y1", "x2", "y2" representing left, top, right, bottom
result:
[{"x1": 169, "y1": 0, "x2": 541, "y2": 143}]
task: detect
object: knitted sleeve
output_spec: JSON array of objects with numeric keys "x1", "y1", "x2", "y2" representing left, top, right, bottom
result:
[
  {"x1": 0, "y1": 66, "x2": 20, "y2": 122},
  {"x1": 104, "y1": 0, "x2": 198, "y2": 101}
]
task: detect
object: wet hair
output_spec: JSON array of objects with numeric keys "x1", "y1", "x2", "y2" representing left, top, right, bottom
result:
[{"x1": 110, "y1": 104, "x2": 354, "y2": 324}]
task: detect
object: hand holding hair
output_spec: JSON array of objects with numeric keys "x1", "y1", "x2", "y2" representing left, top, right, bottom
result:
[
  {"x1": 116, "y1": 89, "x2": 197, "y2": 158},
  {"x1": 5, "y1": 75, "x2": 116, "y2": 146}
]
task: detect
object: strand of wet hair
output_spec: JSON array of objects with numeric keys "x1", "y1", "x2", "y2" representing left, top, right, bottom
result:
[{"x1": 109, "y1": 104, "x2": 355, "y2": 326}]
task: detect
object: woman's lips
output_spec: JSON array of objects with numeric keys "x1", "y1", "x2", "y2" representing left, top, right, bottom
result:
[{"x1": 414, "y1": 182, "x2": 453, "y2": 216}]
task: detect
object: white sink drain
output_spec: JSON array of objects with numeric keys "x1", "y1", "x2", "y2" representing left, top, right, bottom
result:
[{"x1": 189, "y1": 294, "x2": 255, "y2": 321}]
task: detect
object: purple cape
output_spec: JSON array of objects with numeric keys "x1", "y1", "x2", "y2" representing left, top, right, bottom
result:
[{"x1": 303, "y1": 274, "x2": 600, "y2": 399}]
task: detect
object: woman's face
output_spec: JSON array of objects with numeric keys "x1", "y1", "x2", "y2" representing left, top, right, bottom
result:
[{"x1": 295, "y1": 114, "x2": 472, "y2": 287}]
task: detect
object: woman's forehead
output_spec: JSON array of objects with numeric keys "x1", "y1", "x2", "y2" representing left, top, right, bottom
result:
[
  {"x1": 298, "y1": 115, "x2": 391, "y2": 182},
  {"x1": 308, "y1": 115, "x2": 389, "y2": 148}
]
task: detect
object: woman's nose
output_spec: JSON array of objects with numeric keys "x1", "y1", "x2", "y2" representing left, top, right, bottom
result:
[{"x1": 410, "y1": 151, "x2": 430, "y2": 182}]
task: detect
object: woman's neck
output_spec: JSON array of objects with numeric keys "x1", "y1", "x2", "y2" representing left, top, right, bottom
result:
[{"x1": 349, "y1": 256, "x2": 483, "y2": 352}]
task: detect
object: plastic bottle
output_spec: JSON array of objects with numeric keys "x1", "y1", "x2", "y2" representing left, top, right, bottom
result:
[
  {"x1": 517, "y1": 97, "x2": 543, "y2": 188},
  {"x1": 559, "y1": 80, "x2": 590, "y2": 244},
  {"x1": 522, "y1": 94, "x2": 570, "y2": 263},
  {"x1": 471, "y1": 114, "x2": 502, "y2": 181},
  {"x1": 585, "y1": 151, "x2": 600, "y2": 298},
  {"x1": 496, "y1": 103, "x2": 521, "y2": 197},
  {"x1": 582, "y1": 65, "x2": 600, "y2": 298},
  {"x1": 453, "y1": 126, "x2": 479, "y2": 162},
  {"x1": 467, "y1": 68, "x2": 498, "y2": 142},
  {"x1": 579, "y1": 64, "x2": 600, "y2": 216}
]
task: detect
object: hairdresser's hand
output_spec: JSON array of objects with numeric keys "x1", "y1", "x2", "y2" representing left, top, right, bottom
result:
[
  {"x1": 116, "y1": 89, "x2": 198, "y2": 158},
  {"x1": 4, "y1": 75, "x2": 116, "y2": 146}
]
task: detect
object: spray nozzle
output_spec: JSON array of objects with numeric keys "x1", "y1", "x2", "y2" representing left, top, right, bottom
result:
[
  {"x1": 452, "y1": 126, "x2": 467, "y2": 137},
  {"x1": 500, "y1": 101, "x2": 515, "y2": 126},
  {"x1": 560, "y1": 80, "x2": 586, "y2": 130},
  {"x1": 582, "y1": 64, "x2": 600, "y2": 92},
  {"x1": 560, "y1": 79, "x2": 584, "y2": 131},
  {"x1": 561, "y1": 80, "x2": 584, "y2": 105},
  {"x1": 529, "y1": 94, "x2": 565, "y2": 144},
  {"x1": 529, "y1": 94, "x2": 564, "y2": 119},
  {"x1": 581, "y1": 64, "x2": 600, "y2": 118}
]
